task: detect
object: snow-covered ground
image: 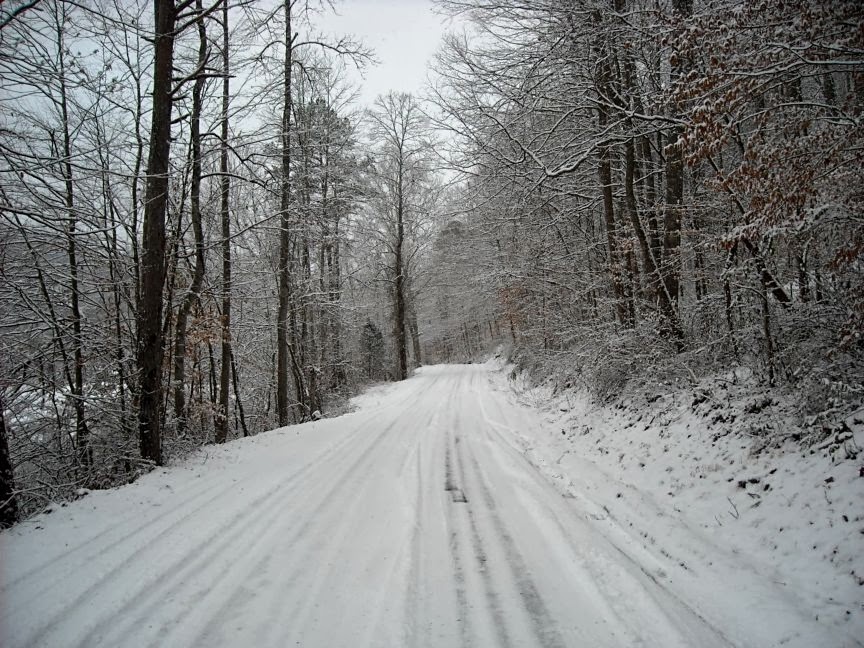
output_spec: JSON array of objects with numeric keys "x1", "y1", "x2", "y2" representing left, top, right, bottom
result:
[
  {"x1": 498, "y1": 363, "x2": 864, "y2": 646},
  {"x1": 1, "y1": 363, "x2": 860, "y2": 647}
]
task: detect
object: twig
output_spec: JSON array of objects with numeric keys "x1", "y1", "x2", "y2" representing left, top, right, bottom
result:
[{"x1": 727, "y1": 496, "x2": 740, "y2": 520}]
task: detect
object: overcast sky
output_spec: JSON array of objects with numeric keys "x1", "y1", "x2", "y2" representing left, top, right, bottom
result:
[{"x1": 316, "y1": 0, "x2": 455, "y2": 106}]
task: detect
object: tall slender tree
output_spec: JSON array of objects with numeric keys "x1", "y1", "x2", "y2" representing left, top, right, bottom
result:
[
  {"x1": 275, "y1": 0, "x2": 296, "y2": 425},
  {"x1": 214, "y1": 0, "x2": 233, "y2": 443},
  {"x1": 137, "y1": 0, "x2": 179, "y2": 465},
  {"x1": 172, "y1": 0, "x2": 208, "y2": 437},
  {"x1": 368, "y1": 93, "x2": 431, "y2": 380}
]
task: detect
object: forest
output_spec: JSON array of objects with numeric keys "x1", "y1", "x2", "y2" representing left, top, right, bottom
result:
[{"x1": 1, "y1": 0, "x2": 862, "y2": 528}]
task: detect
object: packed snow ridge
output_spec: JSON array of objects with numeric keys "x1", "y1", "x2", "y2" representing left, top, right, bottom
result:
[{"x1": 1, "y1": 363, "x2": 861, "y2": 647}]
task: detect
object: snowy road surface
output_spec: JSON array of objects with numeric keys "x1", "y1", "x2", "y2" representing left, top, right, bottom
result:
[{"x1": 1, "y1": 364, "x2": 854, "y2": 647}]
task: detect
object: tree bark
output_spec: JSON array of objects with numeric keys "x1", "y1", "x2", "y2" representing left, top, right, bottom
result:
[
  {"x1": 215, "y1": 0, "x2": 232, "y2": 444},
  {"x1": 408, "y1": 307, "x2": 421, "y2": 367},
  {"x1": 661, "y1": 0, "x2": 692, "y2": 345},
  {"x1": 230, "y1": 348, "x2": 249, "y2": 437},
  {"x1": 394, "y1": 154, "x2": 408, "y2": 380},
  {"x1": 276, "y1": 0, "x2": 293, "y2": 426},
  {"x1": 137, "y1": 0, "x2": 177, "y2": 465},
  {"x1": 330, "y1": 214, "x2": 346, "y2": 388}
]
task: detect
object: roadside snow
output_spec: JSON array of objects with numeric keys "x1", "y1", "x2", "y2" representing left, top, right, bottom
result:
[{"x1": 492, "y1": 363, "x2": 864, "y2": 646}]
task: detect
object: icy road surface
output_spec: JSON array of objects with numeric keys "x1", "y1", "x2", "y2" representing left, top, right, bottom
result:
[{"x1": 0, "y1": 364, "x2": 852, "y2": 647}]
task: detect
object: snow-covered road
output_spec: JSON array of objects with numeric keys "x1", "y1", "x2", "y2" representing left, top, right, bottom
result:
[{"x1": 0, "y1": 364, "x2": 852, "y2": 647}]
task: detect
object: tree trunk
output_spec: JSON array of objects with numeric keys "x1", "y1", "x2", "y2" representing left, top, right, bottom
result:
[
  {"x1": 394, "y1": 156, "x2": 408, "y2": 380},
  {"x1": 742, "y1": 239, "x2": 791, "y2": 306},
  {"x1": 613, "y1": 14, "x2": 682, "y2": 337},
  {"x1": 661, "y1": 0, "x2": 692, "y2": 345},
  {"x1": 276, "y1": 0, "x2": 293, "y2": 425},
  {"x1": 301, "y1": 236, "x2": 320, "y2": 415},
  {"x1": 797, "y1": 248, "x2": 810, "y2": 302},
  {"x1": 330, "y1": 218, "x2": 346, "y2": 389},
  {"x1": 760, "y1": 276, "x2": 776, "y2": 386},
  {"x1": 94, "y1": 114, "x2": 133, "y2": 447},
  {"x1": 276, "y1": 0, "x2": 293, "y2": 426},
  {"x1": 109, "y1": 183, "x2": 132, "y2": 444},
  {"x1": 215, "y1": 0, "x2": 232, "y2": 444},
  {"x1": 0, "y1": 391, "x2": 17, "y2": 529},
  {"x1": 723, "y1": 242, "x2": 739, "y2": 360},
  {"x1": 596, "y1": 67, "x2": 630, "y2": 327},
  {"x1": 173, "y1": 2, "x2": 207, "y2": 438},
  {"x1": 230, "y1": 348, "x2": 250, "y2": 437},
  {"x1": 137, "y1": 0, "x2": 177, "y2": 465},
  {"x1": 408, "y1": 307, "x2": 421, "y2": 367},
  {"x1": 54, "y1": 6, "x2": 91, "y2": 470}
]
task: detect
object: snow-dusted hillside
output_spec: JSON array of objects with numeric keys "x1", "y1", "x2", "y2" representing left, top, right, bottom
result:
[{"x1": 499, "y1": 363, "x2": 864, "y2": 644}]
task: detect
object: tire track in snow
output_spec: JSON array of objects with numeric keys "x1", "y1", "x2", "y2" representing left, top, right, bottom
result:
[
  {"x1": 0, "y1": 465, "x2": 237, "y2": 595},
  {"x1": 266, "y1": 421, "x2": 417, "y2": 644},
  {"x1": 190, "y1": 375, "x2": 448, "y2": 648},
  {"x1": 397, "y1": 373, "x2": 468, "y2": 647},
  {"x1": 437, "y1": 371, "x2": 476, "y2": 646},
  {"x1": 472, "y1": 369, "x2": 739, "y2": 647},
  {"x1": 1, "y1": 472, "x2": 243, "y2": 642},
  {"x1": 403, "y1": 443, "x2": 443, "y2": 648},
  {"x1": 451, "y1": 470, "x2": 515, "y2": 648},
  {"x1": 358, "y1": 395, "x2": 455, "y2": 648},
  {"x1": 0, "y1": 384, "x2": 425, "y2": 603},
  {"x1": 455, "y1": 405, "x2": 566, "y2": 648},
  {"x1": 112, "y1": 409, "x2": 413, "y2": 648},
  {"x1": 17, "y1": 407, "x2": 393, "y2": 648},
  {"x1": 444, "y1": 371, "x2": 515, "y2": 648},
  {"x1": 258, "y1": 379, "x2": 446, "y2": 642}
]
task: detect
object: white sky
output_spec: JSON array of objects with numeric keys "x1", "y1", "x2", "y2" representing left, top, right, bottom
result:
[{"x1": 316, "y1": 0, "x2": 454, "y2": 106}]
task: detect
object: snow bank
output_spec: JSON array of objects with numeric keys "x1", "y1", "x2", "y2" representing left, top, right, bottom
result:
[{"x1": 491, "y1": 362, "x2": 864, "y2": 643}]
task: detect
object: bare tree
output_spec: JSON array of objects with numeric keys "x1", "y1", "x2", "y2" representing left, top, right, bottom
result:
[
  {"x1": 214, "y1": 0, "x2": 232, "y2": 443},
  {"x1": 266, "y1": 1, "x2": 369, "y2": 422},
  {"x1": 137, "y1": 0, "x2": 180, "y2": 465},
  {"x1": 367, "y1": 93, "x2": 434, "y2": 380},
  {"x1": 172, "y1": 0, "x2": 209, "y2": 438}
]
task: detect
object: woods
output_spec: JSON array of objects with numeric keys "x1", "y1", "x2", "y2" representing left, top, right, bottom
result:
[
  {"x1": 0, "y1": 0, "x2": 393, "y2": 518},
  {"x1": 1, "y1": 0, "x2": 862, "y2": 525},
  {"x1": 426, "y1": 0, "x2": 863, "y2": 404}
]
